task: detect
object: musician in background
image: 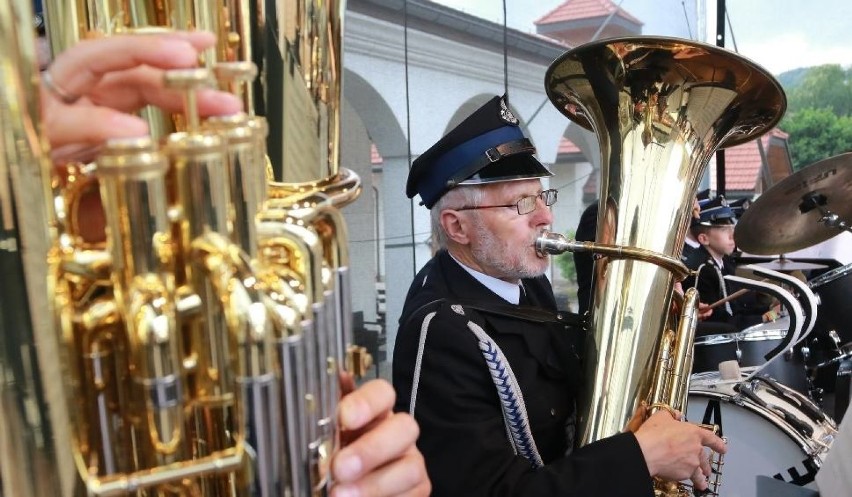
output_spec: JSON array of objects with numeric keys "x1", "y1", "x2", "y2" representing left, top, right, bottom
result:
[
  {"x1": 577, "y1": 196, "x2": 713, "y2": 322},
  {"x1": 393, "y1": 95, "x2": 725, "y2": 497},
  {"x1": 573, "y1": 200, "x2": 597, "y2": 315},
  {"x1": 682, "y1": 196, "x2": 704, "y2": 263},
  {"x1": 40, "y1": 31, "x2": 430, "y2": 497},
  {"x1": 683, "y1": 197, "x2": 771, "y2": 330}
]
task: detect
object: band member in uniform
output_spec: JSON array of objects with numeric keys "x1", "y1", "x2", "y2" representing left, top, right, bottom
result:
[
  {"x1": 39, "y1": 31, "x2": 430, "y2": 497},
  {"x1": 393, "y1": 95, "x2": 725, "y2": 497},
  {"x1": 683, "y1": 197, "x2": 770, "y2": 330},
  {"x1": 576, "y1": 195, "x2": 711, "y2": 322},
  {"x1": 682, "y1": 196, "x2": 704, "y2": 264},
  {"x1": 574, "y1": 200, "x2": 598, "y2": 316}
]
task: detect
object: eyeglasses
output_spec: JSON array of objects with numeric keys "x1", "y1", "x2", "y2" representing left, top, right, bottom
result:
[{"x1": 455, "y1": 189, "x2": 558, "y2": 215}]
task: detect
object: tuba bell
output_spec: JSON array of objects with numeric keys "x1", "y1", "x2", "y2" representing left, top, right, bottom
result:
[
  {"x1": 537, "y1": 36, "x2": 786, "y2": 494},
  {"x1": 0, "y1": 0, "x2": 366, "y2": 495}
]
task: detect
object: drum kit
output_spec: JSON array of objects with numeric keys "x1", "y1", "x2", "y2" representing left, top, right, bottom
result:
[{"x1": 686, "y1": 152, "x2": 852, "y2": 496}]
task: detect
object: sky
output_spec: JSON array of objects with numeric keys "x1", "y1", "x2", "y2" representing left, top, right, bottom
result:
[{"x1": 432, "y1": 0, "x2": 852, "y2": 75}]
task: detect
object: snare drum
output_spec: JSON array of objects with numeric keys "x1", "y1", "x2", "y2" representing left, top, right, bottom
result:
[
  {"x1": 809, "y1": 263, "x2": 852, "y2": 341},
  {"x1": 687, "y1": 372, "x2": 836, "y2": 497},
  {"x1": 693, "y1": 317, "x2": 809, "y2": 395}
]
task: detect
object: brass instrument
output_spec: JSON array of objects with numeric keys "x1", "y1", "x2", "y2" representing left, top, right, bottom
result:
[
  {"x1": 1, "y1": 0, "x2": 366, "y2": 495},
  {"x1": 538, "y1": 37, "x2": 786, "y2": 495}
]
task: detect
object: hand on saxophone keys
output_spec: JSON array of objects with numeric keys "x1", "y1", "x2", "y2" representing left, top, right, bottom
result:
[
  {"x1": 39, "y1": 31, "x2": 243, "y2": 244},
  {"x1": 332, "y1": 374, "x2": 431, "y2": 497},
  {"x1": 633, "y1": 406, "x2": 727, "y2": 493},
  {"x1": 37, "y1": 29, "x2": 432, "y2": 497},
  {"x1": 40, "y1": 31, "x2": 241, "y2": 158}
]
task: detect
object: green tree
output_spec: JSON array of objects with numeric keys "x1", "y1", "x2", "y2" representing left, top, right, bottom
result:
[
  {"x1": 785, "y1": 65, "x2": 852, "y2": 116},
  {"x1": 554, "y1": 230, "x2": 577, "y2": 283},
  {"x1": 779, "y1": 64, "x2": 852, "y2": 170},
  {"x1": 782, "y1": 108, "x2": 852, "y2": 170}
]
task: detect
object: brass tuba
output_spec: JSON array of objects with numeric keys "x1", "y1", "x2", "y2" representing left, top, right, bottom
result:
[
  {"x1": 537, "y1": 37, "x2": 786, "y2": 494},
  {"x1": 0, "y1": 0, "x2": 366, "y2": 495}
]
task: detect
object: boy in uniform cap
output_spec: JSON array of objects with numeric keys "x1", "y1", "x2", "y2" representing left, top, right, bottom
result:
[
  {"x1": 393, "y1": 95, "x2": 725, "y2": 497},
  {"x1": 728, "y1": 197, "x2": 752, "y2": 220},
  {"x1": 683, "y1": 196, "x2": 768, "y2": 329}
]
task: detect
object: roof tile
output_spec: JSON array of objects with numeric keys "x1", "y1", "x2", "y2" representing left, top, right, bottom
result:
[{"x1": 536, "y1": 0, "x2": 642, "y2": 26}]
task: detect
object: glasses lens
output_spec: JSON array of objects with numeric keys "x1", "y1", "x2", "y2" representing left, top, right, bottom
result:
[
  {"x1": 543, "y1": 189, "x2": 557, "y2": 206},
  {"x1": 517, "y1": 196, "x2": 536, "y2": 215}
]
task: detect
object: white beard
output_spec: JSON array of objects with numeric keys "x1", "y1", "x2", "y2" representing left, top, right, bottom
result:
[{"x1": 470, "y1": 219, "x2": 549, "y2": 281}]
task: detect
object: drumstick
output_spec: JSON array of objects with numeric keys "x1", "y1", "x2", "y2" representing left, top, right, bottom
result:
[{"x1": 706, "y1": 288, "x2": 751, "y2": 310}]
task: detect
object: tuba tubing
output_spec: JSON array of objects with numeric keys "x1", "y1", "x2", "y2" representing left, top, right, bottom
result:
[{"x1": 542, "y1": 36, "x2": 786, "y2": 494}]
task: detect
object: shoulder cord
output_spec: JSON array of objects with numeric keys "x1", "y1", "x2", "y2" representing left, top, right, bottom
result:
[
  {"x1": 408, "y1": 310, "x2": 437, "y2": 416},
  {"x1": 465, "y1": 318, "x2": 544, "y2": 468},
  {"x1": 408, "y1": 306, "x2": 544, "y2": 468},
  {"x1": 697, "y1": 261, "x2": 732, "y2": 315}
]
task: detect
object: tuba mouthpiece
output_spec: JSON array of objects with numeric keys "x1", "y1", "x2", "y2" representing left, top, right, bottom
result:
[{"x1": 535, "y1": 231, "x2": 587, "y2": 256}]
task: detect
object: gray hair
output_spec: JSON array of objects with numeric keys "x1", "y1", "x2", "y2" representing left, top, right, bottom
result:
[{"x1": 430, "y1": 185, "x2": 484, "y2": 249}]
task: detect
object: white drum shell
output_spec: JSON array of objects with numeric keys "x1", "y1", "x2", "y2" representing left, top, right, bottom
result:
[{"x1": 687, "y1": 373, "x2": 836, "y2": 497}]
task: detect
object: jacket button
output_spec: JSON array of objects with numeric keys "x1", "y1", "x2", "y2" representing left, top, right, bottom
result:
[{"x1": 550, "y1": 408, "x2": 556, "y2": 416}]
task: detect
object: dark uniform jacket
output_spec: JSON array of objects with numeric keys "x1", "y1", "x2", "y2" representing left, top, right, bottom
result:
[
  {"x1": 683, "y1": 245, "x2": 765, "y2": 330},
  {"x1": 392, "y1": 250, "x2": 653, "y2": 497}
]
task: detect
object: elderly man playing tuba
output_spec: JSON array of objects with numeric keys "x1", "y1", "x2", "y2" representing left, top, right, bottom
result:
[{"x1": 393, "y1": 95, "x2": 725, "y2": 497}]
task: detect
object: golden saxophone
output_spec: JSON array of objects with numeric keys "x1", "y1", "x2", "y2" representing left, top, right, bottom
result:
[
  {"x1": 537, "y1": 37, "x2": 786, "y2": 496},
  {"x1": 0, "y1": 0, "x2": 368, "y2": 495}
]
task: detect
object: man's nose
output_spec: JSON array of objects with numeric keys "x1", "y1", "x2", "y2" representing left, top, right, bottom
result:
[{"x1": 532, "y1": 196, "x2": 553, "y2": 225}]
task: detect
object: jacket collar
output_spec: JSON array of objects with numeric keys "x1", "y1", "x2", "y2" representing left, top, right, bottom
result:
[{"x1": 447, "y1": 251, "x2": 522, "y2": 304}]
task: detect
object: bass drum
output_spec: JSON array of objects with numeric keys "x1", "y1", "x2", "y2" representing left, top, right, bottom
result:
[{"x1": 686, "y1": 372, "x2": 836, "y2": 497}]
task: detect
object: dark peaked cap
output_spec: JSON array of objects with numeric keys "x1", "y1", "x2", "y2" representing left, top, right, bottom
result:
[
  {"x1": 697, "y1": 196, "x2": 736, "y2": 226},
  {"x1": 406, "y1": 95, "x2": 552, "y2": 209}
]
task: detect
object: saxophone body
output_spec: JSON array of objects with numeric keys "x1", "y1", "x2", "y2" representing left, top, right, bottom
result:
[
  {"x1": 0, "y1": 0, "x2": 362, "y2": 495},
  {"x1": 539, "y1": 37, "x2": 787, "y2": 494}
]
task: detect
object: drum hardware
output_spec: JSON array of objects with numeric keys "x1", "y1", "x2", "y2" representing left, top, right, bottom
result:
[
  {"x1": 807, "y1": 382, "x2": 824, "y2": 408},
  {"x1": 812, "y1": 343, "x2": 852, "y2": 369},
  {"x1": 693, "y1": 318, "x2": 812, "y2": 396},
  {"x1": 688, "y1": 371, "x2": 837, "y2": 493},
  {"x1": 829, "y1": 330, "x2": 842, "y2": 352},
  {"x1": 721, "y1": 267, "x2": 818, "y2": 393},
  {"x1": 753, "y1": 375, "x2": 828, "y2": 424},
  {"x1": 733, "y1": 382, "x2": 815, "y2": 438},
  {"x1": 808, "y1": 265, "x2": 852, "y2": 342},
  {"x1": 735, "y1": 152, "x2": 852, "y2": 255},
  {"x1": 799, "y1": 191, "x2": 851, "y2": 232},
  {"x1": 747, "y1": 265, "x2": 820, "y2": 341},
  {"x1": 835, "y1": 360, "x2": 851, "y2": 422},
  {"x1": 753, "y1": 258, "x2": 829, "y2": 272}
]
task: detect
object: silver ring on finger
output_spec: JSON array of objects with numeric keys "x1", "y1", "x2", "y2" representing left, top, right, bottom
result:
[{"x1": 42, "y1": 69, "x2": 81, "y2": 104}]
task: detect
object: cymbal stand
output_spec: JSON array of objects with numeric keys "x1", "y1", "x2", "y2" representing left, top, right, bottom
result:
[{"x1": 800, "y1": 192, "x2": 852, "y2": 234}]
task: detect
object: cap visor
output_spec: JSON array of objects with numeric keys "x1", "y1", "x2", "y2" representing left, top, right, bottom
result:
[{"x1": 459, "y1": 154, "x2": 552, "y2": 185}]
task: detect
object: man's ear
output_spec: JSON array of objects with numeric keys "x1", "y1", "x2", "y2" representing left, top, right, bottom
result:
[
  {"x1": 440, "y1": 209, "x2": 471, "y2": 245},
  {"x1": 697, "y1": 232, "x2": 709, "y2": 246}
]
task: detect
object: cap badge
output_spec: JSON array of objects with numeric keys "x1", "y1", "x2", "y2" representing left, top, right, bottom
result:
[{"x1": 499, "y1": 99, "x2": 519, "y2": 124}]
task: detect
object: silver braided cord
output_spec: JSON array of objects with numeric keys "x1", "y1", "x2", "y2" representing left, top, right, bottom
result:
[
  {"x1": 695, "y1": 262, "x2": 733, "y2": 315},
  {"x1": 408, "y1": 311, "x2": 438, "y2": 415},
  {"x1": 466, "y1": 320, "x2": 543, "y2": 468},
  {"x1": 407, "y1": 306, "x2": 543, "y2": 468}
]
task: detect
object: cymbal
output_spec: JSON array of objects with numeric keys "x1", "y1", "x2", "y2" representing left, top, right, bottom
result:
[
  {"x1": 735, "y1": 152, "x2": 852, "y2": 254},
  {"x1": 753, "y1": 259, "x2": 828, "y2": 271}
]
